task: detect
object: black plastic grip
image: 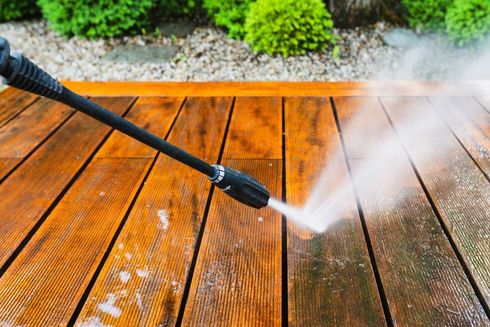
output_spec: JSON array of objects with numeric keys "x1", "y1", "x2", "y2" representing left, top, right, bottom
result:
[
  {"x1": 6, "y1": 53, "x2": 63, "y2": 100},
  {"x1": 209, "y1": 165, "x2": 270, "y2": 208}
]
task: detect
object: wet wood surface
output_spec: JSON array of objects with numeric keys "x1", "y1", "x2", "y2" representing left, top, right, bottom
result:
[
  {"x1": 182, "y1": 97, "x2": 283, "y2": 325},
  {"x1": 0, "y1": 88, "x2": 38, "y2": 126},
  {"x1": 285, "y1": 97, "x2": 385, "y2": 326},
  {"x1": 429, "y1": 97, "x2": 490, "y2": 179},
  {"x1": 0, "y1": 85, "x2": 489, "y2": 326},
  {"x1": 337, "y1": 97, "x2": 488, "y2": 326},
  {"x1": 0, "y1": 98, "x2": 74, "y2": 180},
  {"x1": 382, "y1": 97, "x2": 490, "y2": 310}
]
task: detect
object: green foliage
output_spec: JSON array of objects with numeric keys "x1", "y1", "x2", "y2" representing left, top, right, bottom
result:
[
  {"x1": 0, "y1": 0, "x2": 38, "y2": 22},
  {"x1": 203, "y1": 0, "x2": 254, "y2": 39},
  {"x1": 402, "y1": 0, "x2": 452, "y2": 31},
  {"x1": 156, "y1": 0, "x2": 201, "y2": 18},
  {"x1": 38, "y1": 0, "x2": 154, "y2": 38},
  {"x1": 244, "y1": 0, "x2": 335, "y2": 57},
  {"x1": 445, "y1": 0, "x2": 490, "y2": 46}
]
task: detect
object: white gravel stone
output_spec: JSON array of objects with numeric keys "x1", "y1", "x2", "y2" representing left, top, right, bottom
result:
[{"x1": 0, "y1": 20, "x2": 486, "y2": 81}]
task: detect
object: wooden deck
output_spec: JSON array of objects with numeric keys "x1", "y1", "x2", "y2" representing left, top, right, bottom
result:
[{"x1": 0, "y1": 82, "x2": 489, "y2": 326}]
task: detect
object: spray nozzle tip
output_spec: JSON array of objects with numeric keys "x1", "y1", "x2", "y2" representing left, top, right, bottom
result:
[{"x1": 209, "y1": 165, "x2": 270, "y2": 209}]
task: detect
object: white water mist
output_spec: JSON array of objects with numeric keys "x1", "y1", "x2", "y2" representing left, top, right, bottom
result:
[{"x1": 269, "y1": 32, "x2": 490, "y2": 233}]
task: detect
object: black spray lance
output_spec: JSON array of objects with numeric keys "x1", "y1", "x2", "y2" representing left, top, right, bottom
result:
[{"x1": 0, "y1": 37, "x2": 270, "y2": 209}]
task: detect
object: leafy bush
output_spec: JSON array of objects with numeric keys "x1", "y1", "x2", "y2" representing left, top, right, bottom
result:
[
  {"x1": 156, "y1": 0, "x2": 201, "y2": 18},
  {"x1": 402, "y1": 0, "x2": 452, "y2": 31},
  {"x1": 244, "y1": 0, "x2": 335, "y2": 57},
  {"x1": 0, "y1": 0, "x2": 38, "y2": 22},
  {"x1": 445, "y1": 0, "x2": 490, "y2": 46},
  {"x1": 38, "y1": 0, "x2": 155, "y2": 38},
  {"x1": 203, "y1": 0, "x2": 254, "y2": 39}
]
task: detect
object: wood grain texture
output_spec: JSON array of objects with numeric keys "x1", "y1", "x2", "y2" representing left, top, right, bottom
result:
[
  {"x1": 0, "y1": 87, "x2": 38, "y2": 126},
  {"x1": 0, "y1": 98, "x2": 74, "y2": 179},
  {"x1": 75, "y1": 97, "x2": 232, "y2": 326},
  {"x1": 95, "y1": 97, "x2": 183, "y2": 159},
  {"x1": 182, "y1": 97, "x2": 283, "y2": 325},
  {"x1": 224, "y1": 97, "x2": 282, "y2": 159},
  {"x1": 0, "y1": 158, "x2": 21, "y2": 179},
  {"x1": 336, "y1": 97, "x2": 488, "y2": 326},
  {"x1": 61, "y1": 81, "x2": 490, "y2": 97},
  {"x1": 429, "y1": 97, "x2": 490, "y2": 179},
  {"x1": 0, "y1": 158, "x2": 151, "y2": 326},
  {"x1": 381, "y1": 96, "x2": 490, "y2": 308},
  {"x1": 285, "y1": 97, "x2": 385, "y2": 326},
  {"x1": 184, "y1": 159, "x2": 282, "y2": 326},
  {"x1": 0, "y1": 97, "x2": 134, "y2": 269},
  {"x1": 0, "y1": 97, "x2": 182, "y2": 325}
]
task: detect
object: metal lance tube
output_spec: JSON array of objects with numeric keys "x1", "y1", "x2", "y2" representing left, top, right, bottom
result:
[{"x1": 0, "y1": 37, "x2": 270, "y2": 209}]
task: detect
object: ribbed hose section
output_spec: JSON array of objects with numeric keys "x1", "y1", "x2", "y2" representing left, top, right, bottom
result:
[{"x1": 6, "y1": 54, "x2": 63, "y2": 100}]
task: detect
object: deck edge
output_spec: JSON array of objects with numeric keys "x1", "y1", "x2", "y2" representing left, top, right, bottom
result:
[{"x1": 58, "y1": 81, "x2": 490, "y2": 97}]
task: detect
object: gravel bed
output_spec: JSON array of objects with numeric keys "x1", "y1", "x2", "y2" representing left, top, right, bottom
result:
[{"x1": 0, "y1": 20, "x2": 488, "y2": 81}]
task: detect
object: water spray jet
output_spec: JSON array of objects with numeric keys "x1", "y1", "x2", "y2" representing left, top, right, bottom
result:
[{"x1": 0, "y1": 37, "x2": 270, "y2": 209}]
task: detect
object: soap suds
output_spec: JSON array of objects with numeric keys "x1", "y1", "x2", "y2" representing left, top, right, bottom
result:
[
  {"x1": 119, "y1": 271, "x2": 131, "y2": 284},
  {"x1": 157, "y1": 209, "x2": 169, "y2": 230},
  {"x1": 76, "y1": 316, "x2": 108, "y2": 327},
  {"x1": 136, "y1": 266, "x2": 149, "y2": 278},
  {"x1": 135, "y1": 290, "x2": 144, "y2": 311},
  {"x1": 117, "y1": 243, "x2": 123, "y2": 250},
  {"x1": 97, "y1": 293, "x2": 122, "y2": 318},
  {"x1": 124, "y1": 252, "x2": 132, "y2": 261}
]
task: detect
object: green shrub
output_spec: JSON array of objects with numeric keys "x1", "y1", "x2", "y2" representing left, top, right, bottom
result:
[
  {"x1": 0, "y1": 0, "x2": 38, "y2": 22},
  {"x1": 38, "y1": 0, "x2": 154, "y2": 38},
  {"x1": 244, "y1": 0, "x2": 335, "y2": 57},
  {"x1": 156, "y1": 0, "x2": 201, "y2": 18},
  {"x1": 402, "y1": 0, "x2": 452, "y2": 31},
  {"x1": 203, "y1": 0, "x2": 254, "y2": 39},
  {"x1": 445, "y1": 0, "x2": 490, "y2": 46}
]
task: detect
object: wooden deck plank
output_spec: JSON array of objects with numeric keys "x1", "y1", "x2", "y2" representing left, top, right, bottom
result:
[
  {"x1": 0, "y1": 97, "x2": 182, "y2": 325},
  {"x1": 0, "y1": 158, "x2": 21, "y2": 179},
  {"x1": 285, "y1": 97, "x2": 385, "y2": 326},
  {"x1": 0, "y1": 97, "x2": 134, "y2": 270},
  {"x1": 381, "y1": 96, "x2": 490, "y2": 309},
  {"x1": 75, "y1": 97, "x2": 232, "y2": 326},
  {"x1": 223, "y1": 97, "x2": 282, "y2": 160},
  {"x1": 428, "y1": 97, "x2": 490, "y2": 179},
  {"x1": 0, "y1": 98, "x2": 74, "y2": 180},
  {"x1": 336, "y1": 97, "x2": 489, "y2": 326},
  {"x1": 182, "y1": 97, "x2": 283, "y2": 325},
  {"x1": 477, "y1": 97, "x2": 490, "y2": 114},
  {"x1": 0, "y1": 88, "x2": 38, "y2": 126},
  {"x1": 61, "y1": 81, "x2": 490, "y2": 97}
]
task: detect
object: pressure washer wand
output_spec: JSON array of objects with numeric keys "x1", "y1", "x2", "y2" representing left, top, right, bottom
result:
[{"x1": 0, "y1": 37, "x2": 269, "y2": 209}]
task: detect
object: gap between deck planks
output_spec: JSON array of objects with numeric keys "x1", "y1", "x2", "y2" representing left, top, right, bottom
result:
[
  {"x1": 0, "y1": 87, "x2": 38, "y2": 127},
  {"x1": 429, "y1": 97, "x2": 490, "y2": 179},
  {"x1": 0, "y1": 97, "x2": 75, "y2": 180}
]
